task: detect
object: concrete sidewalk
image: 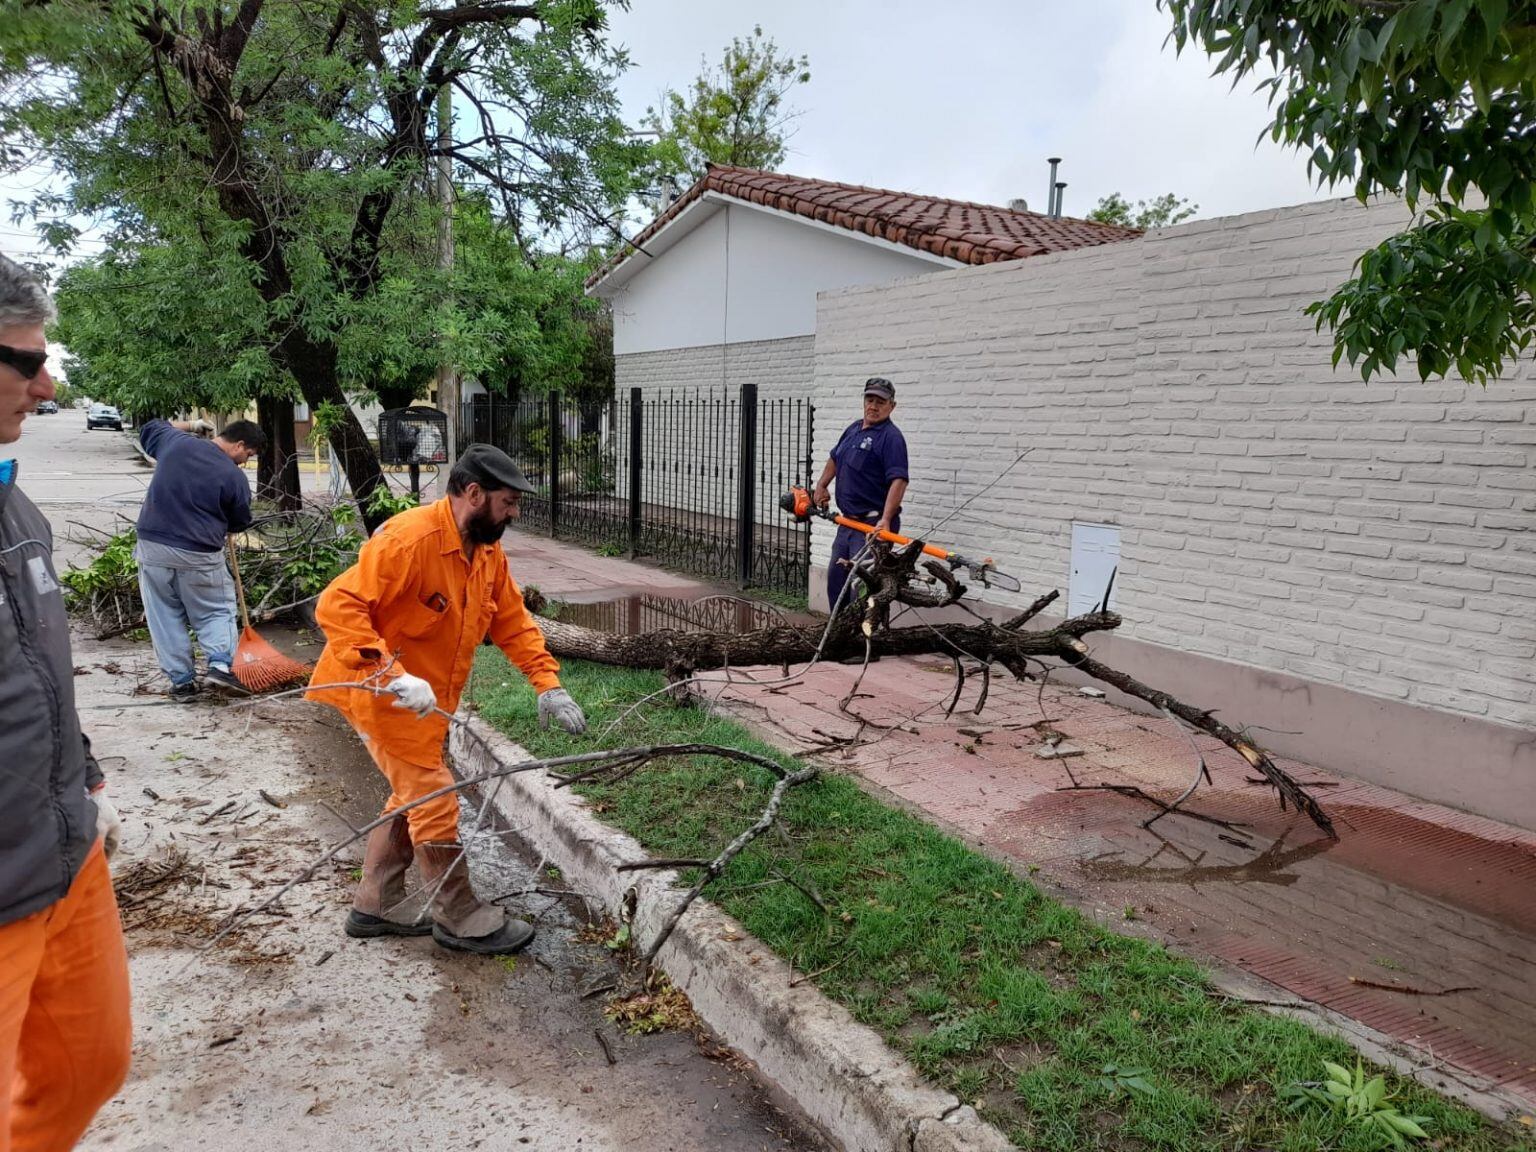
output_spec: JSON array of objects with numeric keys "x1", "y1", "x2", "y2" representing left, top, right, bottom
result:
[{"x1": 503, "y1": 528, "x2": 1536, "y2": 1116}]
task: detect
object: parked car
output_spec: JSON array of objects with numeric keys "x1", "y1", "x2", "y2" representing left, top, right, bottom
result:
[
  {"x1": 86, "y1": 403, "x2": 123, "y2": 431},
  {"x1": 35, "y1": 400, "x2": 58, "y2": 414}
]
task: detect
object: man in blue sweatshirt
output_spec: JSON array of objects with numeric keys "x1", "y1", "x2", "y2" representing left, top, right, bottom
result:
[
  {"x1": 135, "y1": 417, "x2": 266, "y2": 697},
  {"x1": 812, "y1": 377, "x2": 910, "y2": 612}
]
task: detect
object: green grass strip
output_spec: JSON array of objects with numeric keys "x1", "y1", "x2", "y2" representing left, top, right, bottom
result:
[{"x1": 473, "y1": 651, "x2": 1533, "y2": 1152}]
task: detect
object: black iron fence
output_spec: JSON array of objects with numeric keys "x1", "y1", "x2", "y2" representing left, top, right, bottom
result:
[{"x1": 459, "y1": 385, "x2": 815, "y2": 595}]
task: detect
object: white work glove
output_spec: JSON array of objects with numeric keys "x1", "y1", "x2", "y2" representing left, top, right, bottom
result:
[
  {"x1": 91, "y1": 788, "x2": 122, "y2": 860},
  {"x1": 187, "y1": 418, "x2": 216, "y2": 437},
  {"x1": 388, "y1": 671, "x2": 438, "y2": 717},
  {"x1": 537, "y1": 687, "x2": 587, "y2": 735}
]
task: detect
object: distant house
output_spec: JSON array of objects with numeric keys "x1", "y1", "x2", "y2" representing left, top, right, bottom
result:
[{"x1": 585, "y1": 165, "x2": 1139, "y2": 398}]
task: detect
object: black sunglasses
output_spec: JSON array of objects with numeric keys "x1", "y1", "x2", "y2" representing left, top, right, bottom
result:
[{"x1": 0, "y1": 344, "x2": 48, "y2": 380}]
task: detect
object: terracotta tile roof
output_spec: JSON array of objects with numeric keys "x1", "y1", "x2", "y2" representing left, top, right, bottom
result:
[{"x1": 587, "y1": 165, "x2": 1141, "y2": 289}]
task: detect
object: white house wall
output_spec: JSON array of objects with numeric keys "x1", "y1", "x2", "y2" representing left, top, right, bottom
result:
[
  {"x1": 607, "y1": 201, "x2": 943, "y2": 357},
  {"x1": 811, "y1": 195, "x2": 1536, "y2": 828}
]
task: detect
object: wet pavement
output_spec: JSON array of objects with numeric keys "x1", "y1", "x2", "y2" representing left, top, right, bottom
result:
[{"x1": 502, "y1": 529, "x2": 1536, "y2": 1112}]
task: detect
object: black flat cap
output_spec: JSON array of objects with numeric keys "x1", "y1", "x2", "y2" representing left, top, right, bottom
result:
[
  {"x1": 863, "y1": 377, "x2": 895, "y2": 401},
  {"x1": 456, "y1": 442, "x2": 538, "y2": 494}
]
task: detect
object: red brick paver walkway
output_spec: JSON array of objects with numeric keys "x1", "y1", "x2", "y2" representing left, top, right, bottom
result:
[{"x1": 504, "y1": 530, "x2": 1536, "y2": 1110}]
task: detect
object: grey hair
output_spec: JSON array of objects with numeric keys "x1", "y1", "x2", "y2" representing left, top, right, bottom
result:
[{"x1": 0, "y1": 253, "x2": 56, "y2": 328}]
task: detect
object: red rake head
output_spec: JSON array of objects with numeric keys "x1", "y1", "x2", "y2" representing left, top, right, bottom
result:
[{"x1": 233, "y1": 628, "x2": 312, "y2": 693}]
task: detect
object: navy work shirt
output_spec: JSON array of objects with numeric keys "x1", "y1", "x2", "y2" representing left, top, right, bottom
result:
[
  {"x1": 137, "y1": 420, "x2": 254, "y2": 552},
  {"x1": 830, "y1": 418, "x2": 908, "y2": 521}
]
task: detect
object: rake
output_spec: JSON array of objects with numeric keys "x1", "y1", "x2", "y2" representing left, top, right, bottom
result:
[{"x1": 225, "y1": 537, "x2": 312, "y2": 693}]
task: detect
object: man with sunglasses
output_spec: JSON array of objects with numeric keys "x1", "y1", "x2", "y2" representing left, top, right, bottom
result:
[{"x1": 0, "y1": 254, "x2": 132, "y2": 1150}]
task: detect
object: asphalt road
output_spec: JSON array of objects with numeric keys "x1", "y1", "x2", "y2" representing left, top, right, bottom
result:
[{"x1": 8, "y1": 409, "x2": 155, "y2": 564}]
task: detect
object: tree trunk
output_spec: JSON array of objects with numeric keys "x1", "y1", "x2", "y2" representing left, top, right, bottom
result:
[
  {"x1": 256, "y1": 395, "x2": 302, "y2": 512},
  {"x1": 278, "y1": 333, "x2": 390, "y2": 533}
]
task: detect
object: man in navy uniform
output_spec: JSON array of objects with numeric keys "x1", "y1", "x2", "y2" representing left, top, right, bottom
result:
[{"x1": 812, "y1": 377, "x2": 909, "y2": 611}]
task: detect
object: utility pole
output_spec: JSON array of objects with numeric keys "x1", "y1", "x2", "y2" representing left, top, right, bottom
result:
[{"x1": 435, "y1": 86, "x2": 458, "y2": 465}]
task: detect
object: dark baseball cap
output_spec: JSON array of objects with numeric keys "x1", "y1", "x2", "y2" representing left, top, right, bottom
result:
[
  {"x1": 455, "y1": 442, "x2": 538, "y2": 494},
  {"x1": 863, "y1": 377, "x2": 895, "y2": 401}
]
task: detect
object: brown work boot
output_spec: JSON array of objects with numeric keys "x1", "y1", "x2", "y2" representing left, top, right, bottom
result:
[
  {"x1": 414, "y1": 841, "x2": 535, "y2": 955},
  {"x1": 345, "y1": 815, "x2": 432, "y2": 938}
]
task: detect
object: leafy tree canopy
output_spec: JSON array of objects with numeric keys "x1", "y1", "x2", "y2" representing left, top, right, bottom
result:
[
  {"x1": 641, "y1": 25, "x2": 810, "y2": 187},
  {"x1": 1162, "y1": 0, "x2": 1536, "y2": 385},
  {"x1": 1, "y1": 0, "x2": 647, "y2": 520},
  {"x1": 1088, "y1": 191, "x2": 1198, "y2": 230}
]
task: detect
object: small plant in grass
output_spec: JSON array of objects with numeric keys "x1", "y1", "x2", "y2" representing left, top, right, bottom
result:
[
  {"x1": 594, "y1": 539, "x2": 625, "y2": 558},
  {"x1": 603, "y1": 922, "x2": 631, "y2": 952},
  {"x1": 1282, "y1": 1059, "x2": 1431, "y2": 1148},
  {"x1": 1096, "y1": 1063, "x2": 1157, "y2": 1100}
]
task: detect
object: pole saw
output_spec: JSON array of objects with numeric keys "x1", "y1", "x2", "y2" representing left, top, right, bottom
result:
[{"x1": 779, "y1": 487, "x2": 1022, "y2": 593}]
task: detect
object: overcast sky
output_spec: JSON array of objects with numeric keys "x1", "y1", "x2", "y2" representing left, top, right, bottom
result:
[
  {"x1": 0, "y1": 0, "x2": 1339, "y2": 268},
  {"x1": 607, "y1": 0, "x2": 1332, "y2": 221}
]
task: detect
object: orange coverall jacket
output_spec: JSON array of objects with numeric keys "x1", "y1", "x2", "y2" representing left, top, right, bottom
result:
[{"x1": 307, "y1": 498, "x2": 561, "y2": 763}]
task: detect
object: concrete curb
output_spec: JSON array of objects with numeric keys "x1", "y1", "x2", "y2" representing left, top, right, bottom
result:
[{"x1": 449, "y1": 713, "x2": 1015, "y2": 1152}]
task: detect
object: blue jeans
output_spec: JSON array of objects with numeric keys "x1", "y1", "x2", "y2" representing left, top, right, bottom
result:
[
  {"x1": 135, "y1": 541, "x2": 238, "y2": 686},
  {"x1": 826, "y1": 514, "x2": 899, "y2": 612}
]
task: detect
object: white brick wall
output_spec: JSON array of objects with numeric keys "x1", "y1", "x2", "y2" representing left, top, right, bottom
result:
[
  {"x1": 614, "y1": 336, "x2": 815, "y2": 399},
  {"x1": 813, "y1": 196, "x2": 1536, "y2": 730}
]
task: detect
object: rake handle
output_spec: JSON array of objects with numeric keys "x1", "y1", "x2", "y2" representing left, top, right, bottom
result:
[{"x1": 226, "y1": 537, "x2": 252, "y2": 631}]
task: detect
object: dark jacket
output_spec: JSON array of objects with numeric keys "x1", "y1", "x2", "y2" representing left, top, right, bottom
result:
[
  {"x1": 0, "y1": 459, "x2": 102, "y2": 926},
  {"x1": 137, "y1": 419, "x2": 253, "y2": 552}
]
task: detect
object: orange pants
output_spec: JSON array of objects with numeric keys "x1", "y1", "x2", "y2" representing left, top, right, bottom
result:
[
  {"x1": 1, "y1": 842, "x2": 131, "y2": 1152},
  {"x1": 362, "y1": 734, "x2": 461, "y2": 845}
]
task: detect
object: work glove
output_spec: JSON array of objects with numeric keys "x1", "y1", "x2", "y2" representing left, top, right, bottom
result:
[
  {"x1": 388, "y1": 671, "x2": 438, "y2": 717},
  {"x1": 90, "y1": 786, "x2": 122, "y2": 860},
  {"x1": 187, "y1": 418, "x2": 216, "y2": 437},
  {"x1": 537, "y1": 687, "x2": 587, "y2": 735}
]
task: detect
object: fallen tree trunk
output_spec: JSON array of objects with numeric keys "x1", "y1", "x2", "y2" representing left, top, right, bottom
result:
[
  {"x1": 535, "y1": 608, "x2": 1116, "y2": 678},
  {"x1": 527, "y1": 539, "x2": 1336, "y2": 838}
]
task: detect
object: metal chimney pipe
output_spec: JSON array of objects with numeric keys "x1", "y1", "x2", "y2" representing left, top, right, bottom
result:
[
  {"x1": 1046, "y1": 157, "x2": 1061, "y2": 216},
  {"x1": 1053, "y1": 181, "x2": 1067, "y2": 219}
]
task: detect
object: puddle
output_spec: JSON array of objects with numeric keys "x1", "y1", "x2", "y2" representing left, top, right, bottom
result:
[
  {"x1": 1004, "y1": 787, "x2": 1536, "y2": 1103},
  {"x1": 554, "y1": 593, "x2": 814, "y2": 636}
]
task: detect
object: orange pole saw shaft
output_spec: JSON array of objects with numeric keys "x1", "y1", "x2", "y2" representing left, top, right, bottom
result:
[
  {"x1": 827, "y1": 512, "x2": 952, "y2": 561},
  {"x1": 778, "y1": 486, "x2": 1021, "y2": 591}
]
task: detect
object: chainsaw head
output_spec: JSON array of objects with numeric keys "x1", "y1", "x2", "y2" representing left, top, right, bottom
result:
[{"x1": 779, "y1": 487, "x2": 814, "y2": 522}]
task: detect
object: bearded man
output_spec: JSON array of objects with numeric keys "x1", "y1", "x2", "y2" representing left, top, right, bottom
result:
[{"x1": 307, "y1": 443, "x2": 586, "y2": 956}]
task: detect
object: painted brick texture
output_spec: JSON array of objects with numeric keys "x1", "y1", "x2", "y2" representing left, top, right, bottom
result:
[
  {"x1": 614, "y1": 336, "x2": 815, "y2": 399},
  {"x1": 813, "y1": 196, "x2": 1536, "y2": 730}
]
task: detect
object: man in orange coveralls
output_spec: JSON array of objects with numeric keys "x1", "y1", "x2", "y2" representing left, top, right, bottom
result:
[{"x1": 308, "y1": 443, "x2": 586, "y2": 956}]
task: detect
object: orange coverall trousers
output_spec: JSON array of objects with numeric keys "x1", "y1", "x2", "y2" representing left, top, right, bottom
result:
[
  {"x1": 362, "y1": 734, "x2": 461, "y2": 845},
  {"x1": 0, "y1": 842, "x2": 131, "y2": 1152}
]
